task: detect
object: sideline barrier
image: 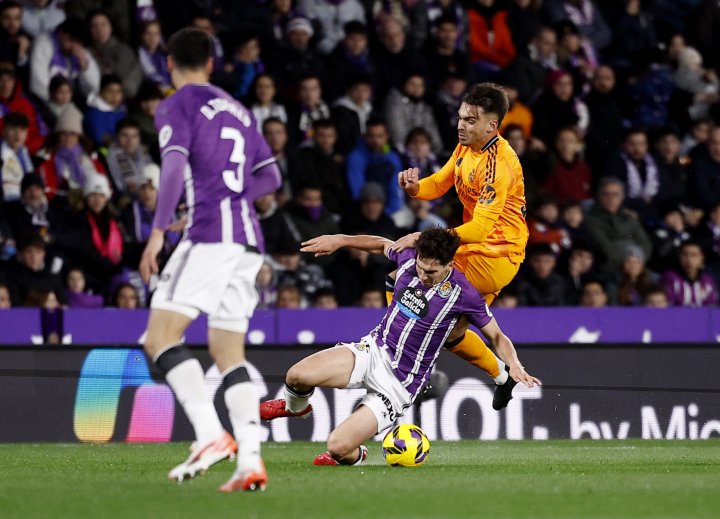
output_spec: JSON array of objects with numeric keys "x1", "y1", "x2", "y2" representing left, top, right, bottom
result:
[
  {"x1": 1, "y1": 344, "x2": 718, "y2": 443},
  {"x1": 1, "y1": 307, "x2": 720, "y2": 345}
]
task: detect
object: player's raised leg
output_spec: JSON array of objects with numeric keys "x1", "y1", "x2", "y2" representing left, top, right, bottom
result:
[
  {"x1": 313, "y1": 405, "x2": 377, "y2": 466},
  {"x1": 260, "y1": 346, "x2": 357, "y2": 420},
  {"x1": 144, "y1": 308, "x2": 232, "y2": 482}
]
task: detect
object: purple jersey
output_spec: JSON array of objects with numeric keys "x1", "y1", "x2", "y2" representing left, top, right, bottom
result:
[
  {"x1": 370, "y1": 247, "x2": 493, "y2": 397},
  {"x1": 154, "y1": 84, "x2": 277, "y2": 248}
]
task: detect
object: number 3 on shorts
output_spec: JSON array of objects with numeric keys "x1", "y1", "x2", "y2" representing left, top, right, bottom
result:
[{"x1": 220, "y1": 126, "x2": 247, "y2": 193}]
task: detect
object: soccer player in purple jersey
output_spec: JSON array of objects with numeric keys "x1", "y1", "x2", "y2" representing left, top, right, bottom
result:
[
  {"x1": 260, "y1": 228, "x2": 540, "y2": 466},
  {"x1": 138, "y1": 28, "x2": 281, "y2": 492}
]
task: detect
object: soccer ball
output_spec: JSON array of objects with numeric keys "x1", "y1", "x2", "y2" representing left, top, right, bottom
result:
[{"x1": 382, "y1": 424, "x2": 430, "y2": 467}]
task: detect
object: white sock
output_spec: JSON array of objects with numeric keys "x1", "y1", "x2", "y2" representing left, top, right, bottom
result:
[
  {"x1": 494, "y1": 359, "x2": 509, "y2": 385},
  {"x1": 225, "y1": 382, "x2": 262, "y2": 472},
  {"x1": 165, "y1": 358, "x2": 224, "y2": 444},
  {"x1": 284, "y1": 385, "x2": 312, "y2": 413}
]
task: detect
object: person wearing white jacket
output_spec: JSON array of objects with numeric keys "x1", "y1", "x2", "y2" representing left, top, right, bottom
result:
[{"x1": 297, "y1": 0, "x2": 364, "y2": 55}]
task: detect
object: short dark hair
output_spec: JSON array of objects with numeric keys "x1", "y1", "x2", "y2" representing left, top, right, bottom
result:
[
  {"x1": 415, "y1": 228, "x2": 461, "y2": 265},
  {"x1": 167, "y1": 28, "x2": 212, "y2": 70},
  {"x1": 344, "y1": 20, "x2": 367, "y2": 36},
  {"x1": 100, "y1": 73, "x2": 122, "y2": 91},
  {"x1": 0, "y1": 1, "x2": 22, "y2": 14},
  {"x1": 262, "y1": 116, "x2": 285, "y2": 132},
  {"x1": 405, "y1": 127, "x2": 431, "y2": 146},
  {"x1": 679, "y1": 239, "x2": 703, "y2": 253},
  {"x1": 366, "y1": 117, "x2": 386, "y2": 130},
  {"x1": 115, "y1": 117, "x2": 140, "y2": 133},
  {"x1": 57, "y1": 17, "x2": 86, "y2": 41},
  {"x1": 312, "y1": 118, "x2": 335, "y2": 131},
  {"x1": 49, "y1": 75, "x2": 72, "y2": 95},
  {"x1": 462, "y1": 82, "x2": 509, "y2": 124},
  {"x1": 4, "y1": 111, "x2": 29, "y2": 129}
]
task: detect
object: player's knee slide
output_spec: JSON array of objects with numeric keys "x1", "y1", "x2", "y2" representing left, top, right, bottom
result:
[
  {"x1": 223, "y1": 365, "x2": 251, "y2": 388},
  {"x1": 326, "y1": 431, "x2": 353, "y2": 458},
  {"x1": 154, "y1": 343, "x2": 194, "y2": 374},
  {"x1": 444, "y1": 333, "x2": 466, "y2": 350}
]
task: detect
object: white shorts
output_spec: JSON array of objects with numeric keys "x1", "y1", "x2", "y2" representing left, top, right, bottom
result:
[
  {"x1": 151, "y1": 240, "x2": 263, "y2": 333},
  {"x1": 338, "y1": 335, "x2": 413, "y2": 433}
]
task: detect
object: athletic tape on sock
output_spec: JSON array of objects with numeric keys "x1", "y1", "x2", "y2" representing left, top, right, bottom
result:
[
  {"x1": 223, "y1": 365, "x2": 251, "y2": 388},
  {"x1": 154, "y1": 343, "x2": 193, "y2": 374}
]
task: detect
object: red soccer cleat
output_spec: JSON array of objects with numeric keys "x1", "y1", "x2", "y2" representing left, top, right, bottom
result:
[
  {"x1": 260, "y1": 399, "x2": 312, "y2": 421},
  {"x1": 218, "y1": 461, "x2": 268, "y2": 493},
  {"x1": 313, "y1": 445, "x2": 368, "y2": 466}
]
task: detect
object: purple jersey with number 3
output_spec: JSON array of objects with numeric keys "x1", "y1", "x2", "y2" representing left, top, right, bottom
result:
[
  {"x1": 370, "y1": 247, "x2": 494, "y2": 397},
  {"x1": 154, "y1": 84, "x2": 276, "y2": 248}
]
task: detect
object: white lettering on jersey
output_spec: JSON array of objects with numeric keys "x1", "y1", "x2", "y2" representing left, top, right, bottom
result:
[{"x1": 200, "y1": 98, "x2": 252, "y2": 126}]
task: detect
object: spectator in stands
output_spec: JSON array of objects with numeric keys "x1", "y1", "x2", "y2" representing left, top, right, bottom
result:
[
  {"x1": 325, "y1": 21, "x2": 373, "y2": 102},
  {"x1": 0, "y1": 2, "x2": 31, "y2": 83},
  {"x1": 249, "y1": 73, "x2": 287, "y2": 132},
  {"x1": 686, "y1": 0, "x2": 720, "y2": 74},
  {"x1": 262, "y1": 117, "x2": 291, "y2": 203},
  {"x1": 6, "y1": 234, "x2": 66, "y2": 306},
  {"x1": 0, "y1": 112, "x2": 34, "y2": 202},
  {"x1": 433, "y1": 71, "x2": 467, "y2": 154},
  {"x1": 137, "y1": 20, "x2": 170, "y2": 94},
  {"x1": 3, "y1": 173, "x2": 67, "y2": 243},
  {"x1": 586, "y1": 178, "x2": 652, "y2": 272},
  {"x1": 562, "y1": 242, "x2": 596, "y2": 304},
  {"x1": 500, "y1": 78, "x2": 533, "y2": 140},
  {"x1": 41, "y1": 75, "x2": 78, "y2": 131},
  {"x1": 283, "y1": 182, "x2": 341, "y2": 267},
  {"x1": 190, "y1": 14, "x2": 225, "y2": 75},
  {"x1": 332, "y1": 74, "x2": 374, "y2": 154},
  {"x1": 556, "y1": 20, "x2": 598, "y2": 95},
  {"x1": 466, "y1": 0, "x2": 516, "y2": 76},
  {"x1": 110, "y1": 282, "x2": 139, "y2": 309},
  {"x1": 616, "y1": 244, "x2": 658, "y2": 306},
  {"x1": 516, "y1": 243, "x2": 568, "y2": 306},
  {"x1": 104, "y1": 118, "x2": 153, "y2": 199},
  {"x1": 286, "y1": 74, "x2": 331, "y2": 149},
  {"x1": 311, "y1": 287, "x2": 338, "y2": 309},
  {"x1": 223, "y1": 33, "x2": 265, "y2": 100},
  {"x1": 426, "y1": 0, "x2": 468, "y2": 47},
  {"x1": 270, "y1": 17, "x2": 326, "y2": 97},
  {"x1": 358, "y1": 288, "x2": 385, "y2": 308},
  {"x1": 560, "y1": 199, "x2": 592, "y2": 245},
  {"x1": 527, "y1": 195, "x2": 571, "y2": 254},
  {"x1": 584, "y1": 65, "x2": 623, "y2": 178},
  {"x1": 579, "y1": 279, "x2": 608, "y2": 308},
  {"x1": 680, "y1": 116, "x2": 712, "y2": 157},
  {"x1": 672, "y1": 46, "x2": 719, "y2": 121},
  {"x1": 506, "y1": 0, "x2": 543, "y2": 54},
  {"x1": 256, "y1": 260, "x2": 278, "y2": 309},
  {"x1": 643, "y1": 283, "x2": 669, "y2": 307},
  {"x1": 543, "y1": 0, "x2": 611, "y2": 52},
  {"x1": 271, "y1": 235, "x2": 332, "y2": 304},
  {"x1": 0, "y1": 62, "x2": 46, "y2": 154},
  {"x1": 606, "y1": 0, "x2": 658, "y2": 73},
  {"x1": 604, "y1": 127, "x2": 661, "y2": 218},
  {"x1": 693, "y1": 203, "x2": 720, "y2": 276},
  {"x1": 423, "y1": 15, "x2": 469, "y2": 92},
  {"x1": 29, "y1": 18, "x2": 101, "y2": 102},
  {"x1": 399, "y1": 198, "x2": 448, "y2": 233},
  {"x1": 345, "y1": 119, "x2": 403, "y2": 215},
  {"x1": 129, "y1": 82, "x2": 162, "y2": 153},
  {"x1": 503, "y1": 122, "x2": 550, "y2": 207},
  {"x1": 493, "y1": 288, "x2": 520, "y2": 308},
  {"x1": 372, "y1": 0, "x2": 429, "y2": 51},
  {"x1": 87, "y1": 10, "x2": 142, "y2": 98},
  {"x1": 653, "y1": 127, "x2": 688, "y2": 208},
  {"x1": 84, "y1": 74, "x2": 127, "y2": 148},
  {"x1": 266, "y1": 0, "x2": 295, "y2": 45},
  {"x1": 255, "y1": 191, "x2": 297, "y2": 257},
  {"x1": 650, "y1": 203, "x2": 692, "y2": 272},
  {"x1": 383, "y1": 72, "x2": 442, "y2": 155},
  {"x1": 507, "y1": 25, "x2": 558, "y2": 104},
  {"x1": 687, "y1": 127, "x2": 720, "y2": 211},
  {"x1": 341, "y1": 181, "x2": 401, "y2": 239},
  {"x1": 65, "y1": 266, "x2": 102, "y2": 308},
  {"x1": 625, "y1": 49, "x2": 674, "y2": 129},
  {"x1": 542, "y1": 126, "x2": 592, "y2": 203},
  {"x1": 289, "y1": 119, "x2": 349, "y2": 215},
  {"x1": 276, "y1": 284, "x2": 303, "y2": 309},
  {"x1": 0, "y1": 281, "x2": 10, "y2": 308},
  {"x1": 372, "y1": 16, "x2": 426, "y2": 104},
  {"x1": 299, "y1": 0, "x2": 364, "y2": 56},
  {"x1": 531, "y1": 69, "x2": 588, "y2": 148},
  {"x1": 662, "y1": 240, "x2": 718, "y2": 307},
  {"x1": 37, "y1": 104, "x2": 106, "y2": 200},
  {"x1": 401, "y1": 127, "x2": 441, "y2": 180},
  {"x1": 21, "y1": 0, "x2": 65, "y2": 39}
]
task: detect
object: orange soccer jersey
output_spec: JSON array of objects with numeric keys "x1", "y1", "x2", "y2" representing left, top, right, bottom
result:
[{"x1": 415, "y1": 135, "x2": 528, "y2": 261}]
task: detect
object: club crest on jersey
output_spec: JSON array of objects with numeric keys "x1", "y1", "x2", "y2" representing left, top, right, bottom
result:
[
  {"x1": 354, "y1": 343, "x2": 366, "y2": 351},
  {"x1": 437, "y1": 281, "x2": 453, "y2": 298},
  {"x1": 468, "y1": 168, "x2": 476, "y2": 184},
  {"x1": 455, "y1": 157, "x2": 463, "y2": 167},
  {"x1": 398, "y1": 287, "x2": 429, "y2": 320}
]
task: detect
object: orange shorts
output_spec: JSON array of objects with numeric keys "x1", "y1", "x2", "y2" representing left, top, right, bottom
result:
[{"x1": 453, "y1": 254, "x2": 521, "y2": 305}]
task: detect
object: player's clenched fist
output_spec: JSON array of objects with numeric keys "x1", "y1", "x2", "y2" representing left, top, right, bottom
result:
[{"x1": 398, "y1": 168, "x2": 420, "y2": 197}]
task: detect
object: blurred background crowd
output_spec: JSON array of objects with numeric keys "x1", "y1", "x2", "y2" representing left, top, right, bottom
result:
[{"x1": 0, "y1": 0, "x2": 719, "y2": 313}]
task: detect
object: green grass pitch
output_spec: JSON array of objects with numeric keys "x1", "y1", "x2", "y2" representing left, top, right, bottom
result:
[{"x1": 1, "y1": 440, "x2": 719, "y2": 519}]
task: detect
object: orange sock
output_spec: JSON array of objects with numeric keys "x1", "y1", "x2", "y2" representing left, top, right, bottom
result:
[{"x1": 447, "y1": 329, "x2": 502, "y2": 379}]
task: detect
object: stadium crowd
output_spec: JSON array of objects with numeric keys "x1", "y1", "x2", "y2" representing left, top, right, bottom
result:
[{"x1": 0, "y1": 0, "x2": 719, "y2": 313}]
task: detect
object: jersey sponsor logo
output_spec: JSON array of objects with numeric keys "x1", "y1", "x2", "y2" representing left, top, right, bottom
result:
[
  {"x1": 478, "y1": 185, "x2": 496, "y2": 205},
  {"x1": 397, "y1": 287, "x2": 429, "y2": 320},
  {"x1": 437, "y1": 281, "x2": 453, "y2": 298},
  {"x1": 378, "y1": 392, "x2": 397, "y2": 422},
  {"x1": 158, "y1": 125, "x2": 172, "y2": 148}
]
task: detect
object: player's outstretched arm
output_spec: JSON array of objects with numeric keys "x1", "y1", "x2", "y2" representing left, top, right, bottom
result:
[
  {"x1": 479, "y1": 318, "x2": 541, "y2": 388},
  {"x1": 301, "y1": 234, "x2": 393, "y2": 257}
]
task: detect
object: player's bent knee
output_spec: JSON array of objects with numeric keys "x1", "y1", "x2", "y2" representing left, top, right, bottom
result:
[
  {"x1": 326, "y1": 430, "x2": 355, "y2": 459},
  {"x1": 285, "y1": 364, "x2": 310, "y2": 388}
]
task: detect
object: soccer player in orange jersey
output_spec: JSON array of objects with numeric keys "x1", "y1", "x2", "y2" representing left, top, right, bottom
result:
[{"x1": 395, "y1": 82, "x2": 529, "y2": 409}]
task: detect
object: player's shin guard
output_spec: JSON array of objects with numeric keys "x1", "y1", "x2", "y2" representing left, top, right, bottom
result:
[
  {"x1": 285, "y1": 384, "x2": 313, "y2": 413},
  {"x1": 223, "y1": 364, "x2": 262, "y2": 472},
  {"x1": 155, "y1": 344, "x2": 224, "y2": 444},
  {"x1": 385, "y1": 274, "x2": 395, "y2": 306},
  {"x1": 445, "y1": 330, "x2": 508, "y2": 384}
]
